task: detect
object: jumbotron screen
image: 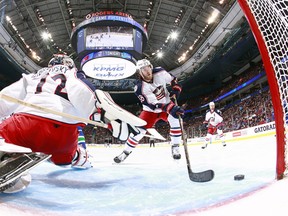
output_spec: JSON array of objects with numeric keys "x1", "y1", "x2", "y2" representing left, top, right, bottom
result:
[
  {"x1": 71, "y1": 12, "x2": 147, "y2": 60},
  {"x1": 76, "y1": 25, "x2": 143, "y2": 58},
  {"x1": 85, "y1": 26, "x2": 134, "y2": 50}
]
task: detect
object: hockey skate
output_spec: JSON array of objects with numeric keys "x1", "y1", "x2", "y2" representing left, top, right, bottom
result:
[
  {"x1": 171, "y1": 144, "x2": 181, "y2": 160},
  {"x1": 222, "y1": 142, "x2": 226, "y2": 147},
  {"x1": 1, "y1": 173, "x2": 32, "y2": 194},
  {"x1": 0, "y1": 152, "x2": 51, "y2": 193},
  {"x1": 113, "y1": 151, "x2": 131, "y2": 163},
  {"x1": 201, "y1": 143, "x2": 208, "y2": 149},
  {"x1": 71, "y1": 146, "x2": 92, "y2": 169}
]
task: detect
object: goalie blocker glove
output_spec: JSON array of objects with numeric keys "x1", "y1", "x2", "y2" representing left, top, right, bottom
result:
[
  {"x1": 90, "y1": 108, "x2": 140, "y2": 142},
  {"x1": 156, "y1": 101, "x2": 184, "y2": 119}
]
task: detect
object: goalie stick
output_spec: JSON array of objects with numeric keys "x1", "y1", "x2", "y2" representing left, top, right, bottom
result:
[
  {"x1": 0, "y1": 93, "x2": 165, "y2": 140},
  {"x1": 175, "y1": 99, "x2": 214, "y2": 183}
]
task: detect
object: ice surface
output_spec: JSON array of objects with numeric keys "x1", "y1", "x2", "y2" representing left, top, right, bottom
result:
[{"x1": 0, "y1": 135, "x2": 284, "y2": 216}]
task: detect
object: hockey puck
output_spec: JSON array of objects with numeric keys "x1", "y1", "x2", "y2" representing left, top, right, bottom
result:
[{"x1": 234, "y1": 174, "x2": 245, "y2": 181}]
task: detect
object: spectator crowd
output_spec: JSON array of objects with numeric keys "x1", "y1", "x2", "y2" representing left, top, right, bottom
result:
[{"x1": 83, "y1": 61, "x2": 275, "y2": 144}]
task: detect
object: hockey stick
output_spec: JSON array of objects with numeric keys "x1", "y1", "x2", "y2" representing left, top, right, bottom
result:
[
  {"x1": 175, "y1": 99, "x2": 215, "y2": 182},
  {"x1": 0, "y1": 93, "x2": 164, "y2": 140},
  {"x1": 0, "y1": 93, "x2": 108, "y2": 128}
]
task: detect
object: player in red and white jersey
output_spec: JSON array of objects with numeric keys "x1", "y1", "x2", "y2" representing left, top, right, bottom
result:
[
  {"x1": 0, "y1": 54, "x2": 135, "y2": 168},
  {"x1": 202, "y1": 101, "x2": 226, "y2": 149},
  {"x1": 114, "y1": 59, "x2": 185, "y2": 163}
]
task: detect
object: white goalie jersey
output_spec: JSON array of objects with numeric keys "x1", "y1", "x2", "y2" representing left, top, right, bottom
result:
[{"x1": 0, "y1": 65, "x2": 97, "y2": 124}]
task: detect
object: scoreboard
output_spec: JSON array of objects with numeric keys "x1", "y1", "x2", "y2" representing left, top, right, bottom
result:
[{"x1": 70, "y1": 11, "x2": 148, "y2": 80}]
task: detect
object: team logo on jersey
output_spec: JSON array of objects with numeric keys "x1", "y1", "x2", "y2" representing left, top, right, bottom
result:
[
  {"x1": 153, "y1": 86, "x2": 165, "y2": 100},
  {"x1": 138, "y1": 95, "x2": 145, "y2": 103}
]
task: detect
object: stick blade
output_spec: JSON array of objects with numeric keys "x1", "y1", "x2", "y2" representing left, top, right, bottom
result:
[
  {"x1": 188, "y1": 169, "x2": 215, "y2": 183},
  {"x1": 146, "y1": 128, "x2": 166, "y2": 140}
]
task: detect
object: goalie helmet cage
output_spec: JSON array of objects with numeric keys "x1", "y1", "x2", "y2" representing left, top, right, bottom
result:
[{"x1": 237, "y1": 0, "x2": 288, "y2": 179}]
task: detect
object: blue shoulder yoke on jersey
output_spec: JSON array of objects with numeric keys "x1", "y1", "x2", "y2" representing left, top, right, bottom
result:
[{"x1": 76, "y1": 71, "x2": 96, "y2": 92}]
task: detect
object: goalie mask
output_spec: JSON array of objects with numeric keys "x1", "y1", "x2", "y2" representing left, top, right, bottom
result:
[{"x1": 48, "y1": 54, "x2": 75, "y2": 69}]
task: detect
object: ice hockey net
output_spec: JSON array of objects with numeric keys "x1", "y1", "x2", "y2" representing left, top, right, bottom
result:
[{"x1": 238, "y1": 0, "x2": 288, "y2": 179}]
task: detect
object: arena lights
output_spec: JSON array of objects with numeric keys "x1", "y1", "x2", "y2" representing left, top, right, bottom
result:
[
  {"x1": 64, "y1": 0, "x2": 76, "y2": 29},
  {"x1": 177, "y1": 7, "x2": 220, "y2": 64},
  {"x1": 31, "y1": 51, "x2": 41, "y2": 61},
  {"x1": 34, "y1": 7, "x2": 44, "y2": 25},
  {"x1": 33, "y1": 7, "x2": 65, "y2": 55},
  {"x1": 157, "y1": 52, "x2": 163, "y2": 58},
  {"x1": 5, "y1": 16, "x2": 41, "y2": 61},
  {"x1": 149, "y1": 6, "x2": 184, "y2": 60},
  {"x1": 170, "y1": 31, "x2": 178, "y2": 40},
  {"x1": 147, "y1": 2, "x2": 223, "y2": 65},
  {"x1": 208, "y1": 9, "x2": 220, "y2": 25},
  {"x1": 143, "y1": 1, "x2": 155, "y2": 31},
  {"x1": 41, "y1": 32, "x2": 52, "y2": 40}
]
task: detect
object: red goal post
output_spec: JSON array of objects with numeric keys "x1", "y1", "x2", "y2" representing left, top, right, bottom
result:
[{"x1": 238, "y1": 0, "x2": 288, "y2": 179}]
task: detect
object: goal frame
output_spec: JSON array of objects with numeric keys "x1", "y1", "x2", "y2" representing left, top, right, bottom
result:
[{"x1": 238, "y1": 0, "x2": 286, "y2": 179}]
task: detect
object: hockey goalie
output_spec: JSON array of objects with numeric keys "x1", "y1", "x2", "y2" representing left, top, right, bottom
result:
[{"x1": 0, "y1": 54, "x2": 145, "y2": 193}]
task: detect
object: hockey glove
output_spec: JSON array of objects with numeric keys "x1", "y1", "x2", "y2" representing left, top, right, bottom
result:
[
  {"x1": 156, "y1": 102, "x2": 184, "y2": 118},
  {"x1": 108, "y1": 120, "x2": 140, "y2": 141},
  {"x1": 201, "y1": 122, "x2": 208, "y2": 130},
  {"x1": 169, "y1": 79, "x2": 182, "y2": 102}
]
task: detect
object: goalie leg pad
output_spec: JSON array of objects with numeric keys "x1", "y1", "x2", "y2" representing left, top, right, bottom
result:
[{"x1": 0, "y1": 139, "x2": 32, "y2": 153}]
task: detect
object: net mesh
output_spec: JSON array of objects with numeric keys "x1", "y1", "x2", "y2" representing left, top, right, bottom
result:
[{"x1": 245, "y1": 0, "x2": 288, "y2": 174}]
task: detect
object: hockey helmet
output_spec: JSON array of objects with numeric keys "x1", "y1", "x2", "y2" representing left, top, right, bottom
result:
[
  {"x1": 209, "y1": 101, "x2": 215, "y2": 108},
  {"x1": 136, "y1": 59, "x2": 153, "y2": 70},
  {"x1": 48, "y1": 54, "x2": 75, "y2": 69}
]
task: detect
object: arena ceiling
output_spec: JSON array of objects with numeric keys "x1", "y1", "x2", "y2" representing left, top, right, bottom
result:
[
  {"x1": 1, "y1": 0, "x2": 262, "y2": 105},
  {"x1": 2, "y1": 0, "x2": 236, "y2": 71}
]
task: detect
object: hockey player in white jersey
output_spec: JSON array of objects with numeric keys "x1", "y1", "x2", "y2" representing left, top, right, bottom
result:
[
  {"x1": 202, "y1": 101, "x2": 226, "y2": 149},
  {"x1": 114, "y1": 59, "x2": 185, "y2": 163},
  {"x1": 0, "y1": 54, "x2": 140, "y2": 193}
]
